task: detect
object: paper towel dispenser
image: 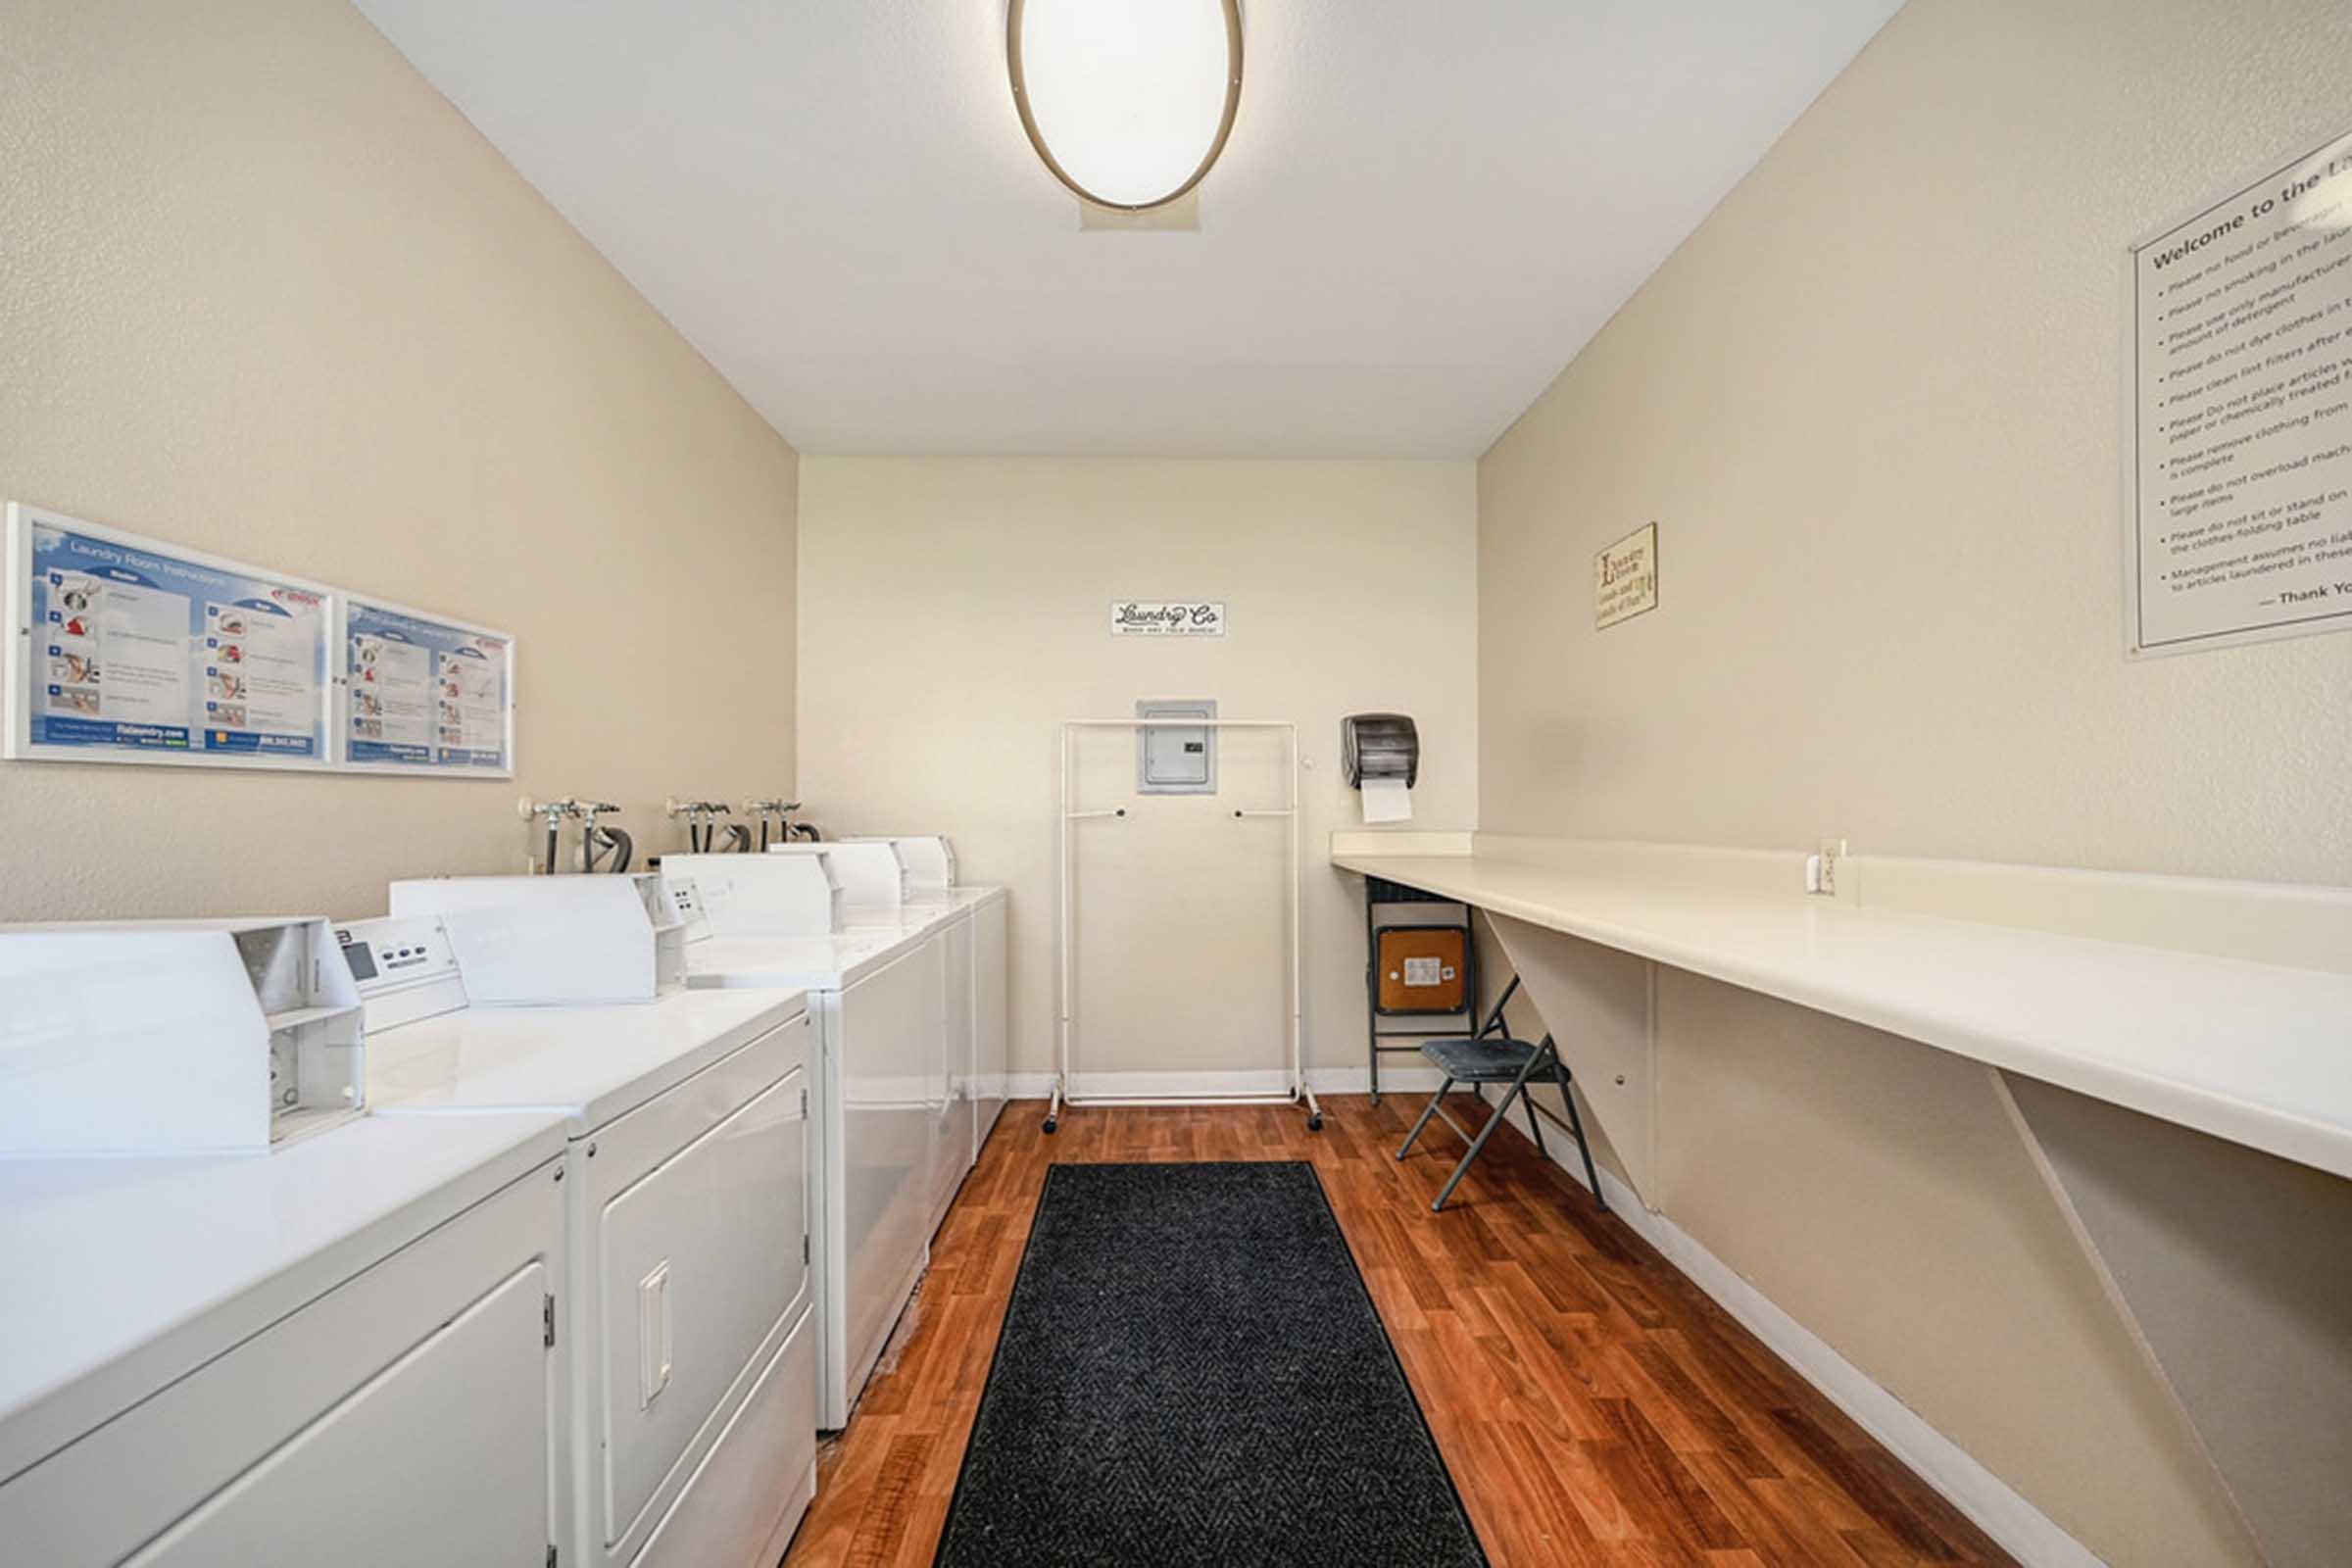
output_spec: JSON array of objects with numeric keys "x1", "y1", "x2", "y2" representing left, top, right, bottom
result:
[{"x1": 1342, "y1": 713, "x2": 1418, "y2": 789}]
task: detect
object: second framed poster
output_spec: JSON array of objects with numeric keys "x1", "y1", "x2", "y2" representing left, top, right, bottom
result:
[{"x1": 342, "y1": 599, "x2": 514, "y2": 776}]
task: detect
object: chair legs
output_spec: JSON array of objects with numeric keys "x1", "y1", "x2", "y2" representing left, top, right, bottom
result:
[
  {"x1": 1396, "y1": 1076, "x2": 1454, "y2": 1160},
  {"x1": 1430, "y1": 1091, "x2": 1514, "y2": 1211},
  {"x1": 1428, "y1": 1047, "x2": 1547, "y2": 1212},
  {"x1": 1552, "y1": 1051, "x2": 1607, "y2": 1214},
  {"x1": 1395, "y1": 1038, "x2": 1608, "y2": 1216}
]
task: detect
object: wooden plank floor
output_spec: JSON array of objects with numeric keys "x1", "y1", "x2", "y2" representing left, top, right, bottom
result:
[{"x1": 783, "y1": 1096, "x2": 2016, "y2": 1567}]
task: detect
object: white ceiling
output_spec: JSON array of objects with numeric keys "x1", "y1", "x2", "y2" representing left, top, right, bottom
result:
[{"x1": 353, "y1": 1, "x2": 1902, "y2": 459}]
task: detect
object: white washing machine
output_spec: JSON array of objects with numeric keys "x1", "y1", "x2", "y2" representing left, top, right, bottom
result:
[
  {"x1": 960, "y1": 888, "x2": 1010, "y2": 1164},
  {"x1": 0, "y1": 922, "x2": 572, "y2": 1568},
  {"x1": 842, "y1": 881, "x2": 1012, "y2": 1200},
  {"x1": 842, "y1": 834, "x2": 957, "y2": 895},
  {"x1": 662, "y1": 853, "x2": 1005, "y2": 1428},
  {"x1": 841, "y1": 840, "x2": 1011, "y2": 1165},
  {"x1": 883, "y1": 888, "x2": 1010, "y2": 1233},
  {"x1": 348, "y1": 883, "x2": 816, "y2": 1568}
]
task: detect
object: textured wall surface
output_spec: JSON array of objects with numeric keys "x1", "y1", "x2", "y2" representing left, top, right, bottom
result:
[
  {"x1": 2009, "y1": 1074, "x2": 2352, "y2": 1568},
  {"x1": 796, "y1": 457, "x2": 1478, "y2": 1078},
  {"x1": 1473, "y1": 1, "x2": 2350, "y2": 1561},
  {"x1": 0, "y1": 0, "x2": 800, "y2": 920},
  {"x1": 1480, "y1": 0, "x2": 2352, "y2": 885},
  {"x1": 1655, "y1": 974, "x2": 2258, "y2": 1565}
]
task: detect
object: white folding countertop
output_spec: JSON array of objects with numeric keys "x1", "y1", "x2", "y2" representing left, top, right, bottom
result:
[
  {"x1": 0, "y1": 1110, "x2": 569, "y2": 1480},
  {"x1": 1336, "y1": 848, "x2": 2352, "y2": 1181},
  {"x1": 367, "y1": 987, "x2": 806, "y2": 1129}
]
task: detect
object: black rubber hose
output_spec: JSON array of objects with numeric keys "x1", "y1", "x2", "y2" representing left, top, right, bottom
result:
[
  {"x1": 604, "y1": 827, "x2": 633, "y2": 874},
  {"x1": 546, "y1": 821, "x2": 559, "y2": 875}
]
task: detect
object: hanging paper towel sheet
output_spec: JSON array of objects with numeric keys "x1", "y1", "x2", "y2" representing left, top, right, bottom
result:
[{"x1": 1360, "y1": 777, "x2": 1412, "y2": 823}]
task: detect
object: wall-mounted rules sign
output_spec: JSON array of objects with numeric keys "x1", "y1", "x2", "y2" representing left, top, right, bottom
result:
[
  {"x1": 1594, "y1": 523, "x2": 1658, "y2": 629},
  {"x1": 1110, "y1": 601, "x2": 1226, "y2": 637},
  {"x1": 2126, "y1": 121, "x2": 2352, "y2": 657}
]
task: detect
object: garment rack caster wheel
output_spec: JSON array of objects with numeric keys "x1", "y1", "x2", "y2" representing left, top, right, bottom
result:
[
  {"x1": 1042, "y1": 1115, "x2": 1058, "y2": 1135},
  {"x1": 1307, "y1": 1112, "x2": 1323, "y2": 1132}
]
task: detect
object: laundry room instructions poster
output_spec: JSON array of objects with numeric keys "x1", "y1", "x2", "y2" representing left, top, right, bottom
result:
[
  {"x1": 7, "y1": 503, "x2": 515, "y2": 775},
  {"x1": 344, "y1": 599, "x2": 514, "y2": 775},
  {"x1": 7, "y1": 506, "x2": 332, "y2": 766}
]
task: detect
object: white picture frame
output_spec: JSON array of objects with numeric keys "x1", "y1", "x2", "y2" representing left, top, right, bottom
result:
[
  {"x1": 335, "y1": 595, "x2": 517, "y2": 778},
  {"x1": 6, "y1": 504, "x2": 337, "y2": 772}
]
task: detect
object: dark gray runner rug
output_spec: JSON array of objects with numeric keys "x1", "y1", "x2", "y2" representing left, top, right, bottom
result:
[{"x1": 934, "y1": 1161, "x2": 1486, "y2": 1567}]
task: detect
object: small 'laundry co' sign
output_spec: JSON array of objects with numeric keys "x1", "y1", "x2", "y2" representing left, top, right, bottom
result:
[{"x1": 1110, "y1": 601, "x2": 1226, "y2": 637}]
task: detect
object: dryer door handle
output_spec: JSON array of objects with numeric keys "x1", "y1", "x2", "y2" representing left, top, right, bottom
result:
[{"x1": 639, "y1": 1260, "x2": 672, "y2": 1408}]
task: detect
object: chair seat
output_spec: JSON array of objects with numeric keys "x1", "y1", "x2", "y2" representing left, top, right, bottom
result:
[{"x1": 1418, "y1": 1036, "x2": 1551, "y2": 1083}]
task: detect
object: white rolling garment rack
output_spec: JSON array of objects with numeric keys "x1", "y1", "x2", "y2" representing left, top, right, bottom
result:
[{"x1": 1051, "y1": 717, "x2": 1319, "y2": 1133}]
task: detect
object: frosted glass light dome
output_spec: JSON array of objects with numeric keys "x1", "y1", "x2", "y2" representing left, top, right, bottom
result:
[{"x1": 1008, "y1": 0, "x2": 1244, "y2": 211}]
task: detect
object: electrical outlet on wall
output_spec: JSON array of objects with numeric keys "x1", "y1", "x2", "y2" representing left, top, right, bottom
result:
[{"x1": 1811, "y1": 837, "x2": 1847, "y2": 897}]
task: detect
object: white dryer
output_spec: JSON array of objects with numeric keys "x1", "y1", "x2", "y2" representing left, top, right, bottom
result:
[
  {"x1": 351, "y1": 880, "x2": 816, "y2": 1568},
  {"x1": 713, "y1": 845, "x2": 1005, "y2": 1175},
  {"x1": 956, "y1": 887, "x2": 1011, "y2": 1165},
  {"x1": 0, "y1": 921, "x2": 571, "y2": 1568},
  {"x1": 662, "y1": 852, "x2": 1006, "y2": 1428}
]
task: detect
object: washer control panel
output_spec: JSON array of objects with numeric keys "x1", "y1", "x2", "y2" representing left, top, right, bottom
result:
[{"x1": 338, "y1": 915, "x2": 466, "y2": 1029}]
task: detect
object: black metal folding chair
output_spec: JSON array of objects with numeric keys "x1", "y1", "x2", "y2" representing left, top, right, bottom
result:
[{"x1": 1395, "y1": 976, "x2": 1605, "y2": 1213}]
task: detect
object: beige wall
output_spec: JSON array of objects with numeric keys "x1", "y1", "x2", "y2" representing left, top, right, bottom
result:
[
  {"x1": 1654, "y1": 974, "x2": 2255, "y2": 1565},
  {"x1": 1471, "y1": 1, "x2": 2351, "y2": 1562},
  {"x1": 1484, "y1": 899, "x2": 2271, "y2": 1566},
  {"x1": 1480, "y1": 0, "x2": 2352, "y2": 888},
  {"x1": 2007, "y1": 1074, "x2": 2352, "y2": 1568},
  {"x1": 0, "y1": 0, "x2": 799, "y2": 920},
  {"x1": 796, "y1": 458, "x2": 1476, "y2": 1080}
]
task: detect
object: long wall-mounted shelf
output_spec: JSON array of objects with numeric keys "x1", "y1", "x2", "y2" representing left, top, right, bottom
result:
[{"x1": 1331, "y1": 833, "x2": 2352, "y2": 1182}]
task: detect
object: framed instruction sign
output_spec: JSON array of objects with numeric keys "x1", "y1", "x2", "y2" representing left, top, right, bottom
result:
[
  {"x1": 1595, "y1": 522, "x2": 1659, "y2": 629},
  {"x1": 2126, "y1": 122, "x2": 2352, "y2": 656},
  {"x1": 6, "y1": 504, "x2": 333, "y2": 768},
  {"x1": 342, "y1": 599, "x2": 514, "y2": 775}
]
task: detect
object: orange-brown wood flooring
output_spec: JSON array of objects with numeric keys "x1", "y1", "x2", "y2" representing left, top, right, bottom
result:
[{"x1": 783, "y1": 1096, "x2": 2015, "y2": 1567}]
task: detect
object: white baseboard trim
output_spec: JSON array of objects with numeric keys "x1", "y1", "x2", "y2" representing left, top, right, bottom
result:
[
  {"x1": 1062, "y1": 1069, "x2": 1296, "y2": 1099},
  {"x1": 1307, "y1": 1064, "x2": 1446, "y2": 1094},
  {"x1": 1481, "y1": 1089, "x2": 2106, "y2": 1568},
  {"x1": 1003, "y1": 1066, "x2": 1447, "y2": 1102}
]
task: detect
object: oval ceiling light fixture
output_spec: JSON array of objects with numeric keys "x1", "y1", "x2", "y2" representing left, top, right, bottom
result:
[{"x1": 1008, "y1": 0, "x2": 1244, "y2": 212}]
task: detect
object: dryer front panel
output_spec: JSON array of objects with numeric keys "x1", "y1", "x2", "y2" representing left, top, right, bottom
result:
[
  {"x1": 122, "y1": 1265, "x2": 553, "y2": 1568},
  {"x1": 836, "y1": 939, "x2": 945, "y2": 1407},
  {"x1": 599, "y1": 1054, "x2": 808, "y2": 1549}
]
